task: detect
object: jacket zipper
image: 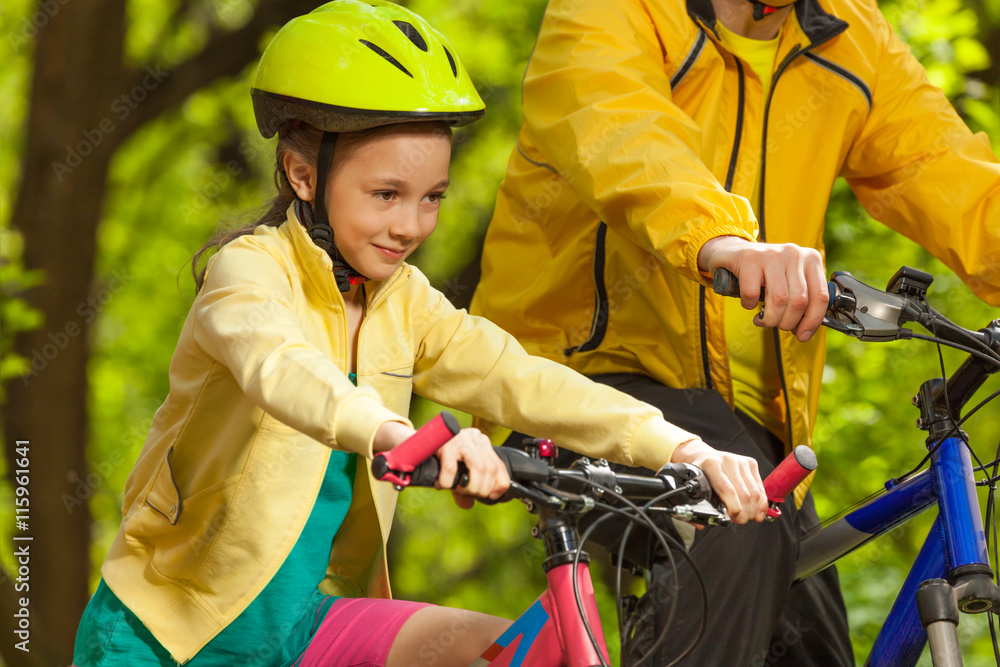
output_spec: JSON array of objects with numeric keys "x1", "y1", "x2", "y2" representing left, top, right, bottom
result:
[
  {"x1": 759, "y1": 43, "x2": 807, "y2": 448},
  {"x1": 700, "y1": 58, "x2": 746, "y2": 389}
]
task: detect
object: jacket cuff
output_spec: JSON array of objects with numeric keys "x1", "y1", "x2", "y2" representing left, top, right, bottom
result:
[
  {"x1": 627, "y1": 415, "x2": 701, "y2": 471},
  {"x1": 682, "y1": 224, "x2": 758, "y2": 287},
  {"x1": 331, "y1": 387, "x2": 412, "y2": 458}
]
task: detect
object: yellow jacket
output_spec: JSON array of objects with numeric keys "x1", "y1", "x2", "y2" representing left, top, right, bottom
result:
[
  {"x1": 102, "y1": 205, "x2": 698, "y2": 663},
  {"x1": 472, "y1": 0, "x2": 1000, "y2": 491}
]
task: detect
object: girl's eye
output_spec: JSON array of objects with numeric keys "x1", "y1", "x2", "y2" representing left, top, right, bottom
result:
[
  {"x1": 425, "y1": 193, "x2": 447, "y2": 204},
  {"x1": 374, "y1": 191, "x2": 396, "y2": 202}
]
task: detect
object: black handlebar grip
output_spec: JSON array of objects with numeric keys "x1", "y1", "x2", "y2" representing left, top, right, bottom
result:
[
  {"x1": 712, "y1": 268, "x2": 765, "y2": 302},
  {"x1": 408, "y1": 457, "x2": 469, "y2": 489},
  {"x1": 713, "y1": 268, "x2": 835, "y2": 309},
  {"x1": 712, "y1": 268, "x2": 744, "y2": 299}
]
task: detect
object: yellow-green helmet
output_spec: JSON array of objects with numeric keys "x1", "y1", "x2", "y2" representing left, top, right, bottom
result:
[{"x1": 251, "y1": 0, "x2": 485, "y2": 138}]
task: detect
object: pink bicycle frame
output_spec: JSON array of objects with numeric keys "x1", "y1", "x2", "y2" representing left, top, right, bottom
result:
[{"x1": 472, "y1": 561, "x2": 610, "y2": 667}]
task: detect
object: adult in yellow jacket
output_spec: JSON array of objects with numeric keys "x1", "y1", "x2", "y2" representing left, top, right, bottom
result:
[{"x1": 471, "y1": 0, "x2": 1000, "y2": 663}]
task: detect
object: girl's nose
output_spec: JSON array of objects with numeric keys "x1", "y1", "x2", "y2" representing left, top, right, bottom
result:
[{"x1": 389, "y1": 207, "x2": 422, "y2": 239}]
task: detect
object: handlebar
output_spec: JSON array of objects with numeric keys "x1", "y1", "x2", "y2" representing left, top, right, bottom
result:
[
  {"x1": 373, "y1": 413, "x2": 820, "y2": 528},
  {"x1": 712, "y1": 266, "x2": 1000, "y2": 349},
  {"x1": 712, "y1": 266, "x2": 1000, "y2": 419}
]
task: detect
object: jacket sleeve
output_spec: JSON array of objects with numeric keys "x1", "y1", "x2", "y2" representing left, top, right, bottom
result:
[
  {"x1": 521, "y1": 0, "x2": 757, "y2": 284},
  {"x1": 841, "y1": 7, "x2": 1000, "y2": 306},
  {"x1": 410, "y1": 280, "x2": 699, "y2": 470},
  {"x1": 193, "y1": 238, "x2": 410, "y2": 458}
]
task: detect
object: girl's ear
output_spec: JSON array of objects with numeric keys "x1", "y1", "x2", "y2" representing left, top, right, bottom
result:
[{"x1": 284, "y1": 152, "x2": 316, "y2": 202}]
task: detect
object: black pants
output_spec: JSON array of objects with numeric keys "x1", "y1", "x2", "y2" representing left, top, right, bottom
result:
[{"x1": 505, "y1": 373, "x2": 853, "y2": 666}]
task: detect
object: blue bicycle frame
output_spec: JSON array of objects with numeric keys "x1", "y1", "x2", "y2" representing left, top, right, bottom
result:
[{"x1": 796, "y1": 431, "x2": 993, "y2": 666}]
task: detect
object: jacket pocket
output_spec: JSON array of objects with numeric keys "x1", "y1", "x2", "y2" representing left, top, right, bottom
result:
[
  {"x1": 144, "y1": 447, "x2": 182, "y2": 525},
  {"x1": 367, "y1": 366, "x2": 414, "y2": 417},
  {"x1": 565, "y1": 222, "x2": 609, "y2": 355}
]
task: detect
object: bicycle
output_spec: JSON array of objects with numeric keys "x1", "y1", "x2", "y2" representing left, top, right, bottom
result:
[
  {"x1": 373, "y1": 264, "x2": 999, "y2": 666},
  {"x1": 372, "y1": 410, "x2": 815, "y2": 666},
  {"x1": 713, "y1": 265, "x2": 1000, "y2": 666}
]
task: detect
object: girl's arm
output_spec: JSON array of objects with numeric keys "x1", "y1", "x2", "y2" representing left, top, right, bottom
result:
[
  {"x1": 193, "y1": 237, "x2": 409, "y2": 457},
  {"x1": 409, "y1": 276, "x2": 765, "y2": 522}
]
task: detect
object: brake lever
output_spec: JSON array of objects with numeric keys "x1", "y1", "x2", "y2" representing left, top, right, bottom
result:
[
  {"x1": 828, "y1": 271, "x2": 912, "y2": 342},
  {"x1": 647, "y1": 499, "x2": 731, "y2": 526}
]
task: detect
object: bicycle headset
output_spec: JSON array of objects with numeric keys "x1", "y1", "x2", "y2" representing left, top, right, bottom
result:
[{"x1": 250, "y1": 0, "x2": 486, "y2": 292}]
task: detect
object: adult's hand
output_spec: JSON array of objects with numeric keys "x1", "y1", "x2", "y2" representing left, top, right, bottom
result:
[
  {"x1": 671, "y1": 438, "x2": 768, "y2": 524},
  {"x1": 697, "y1": 236, "x2": 828, "y2": 342}
]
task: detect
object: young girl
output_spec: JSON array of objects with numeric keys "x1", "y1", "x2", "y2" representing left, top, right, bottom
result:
[{"x1": 73, "y1": 2, "x2": 767, "y2": 665}]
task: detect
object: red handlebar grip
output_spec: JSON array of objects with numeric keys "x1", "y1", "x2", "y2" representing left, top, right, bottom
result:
[
  {"x1": 763, "y1": 446, "x2": 817, "y2": 502},
  {"x1": 375, "y1": 412, "x2": 461, "y2": 474}
]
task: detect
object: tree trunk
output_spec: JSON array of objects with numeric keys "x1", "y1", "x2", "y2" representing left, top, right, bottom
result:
[
  {"x1": 3, "y1": 1, "x2": 126, "y2": 663},
  {"x1": 1, "y1": 2, "x2": 339, "y2": 663}
]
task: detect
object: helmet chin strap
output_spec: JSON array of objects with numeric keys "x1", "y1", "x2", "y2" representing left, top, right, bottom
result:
[
  {"x1": 748, "y1": 0, "x2": 780, "y2": 20},
  {"x1": 303, "y1": 131, "x2": 368, "y2": 293}
]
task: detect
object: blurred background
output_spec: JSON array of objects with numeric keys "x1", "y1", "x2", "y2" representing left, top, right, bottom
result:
[{"x1": 0, "y1": 0, "x2": 997, "y2": 665}]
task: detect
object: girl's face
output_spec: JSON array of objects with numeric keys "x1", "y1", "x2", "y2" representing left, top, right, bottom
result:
[{"x1": 325, "y1": 124, "x2": 452, "y2": 282}]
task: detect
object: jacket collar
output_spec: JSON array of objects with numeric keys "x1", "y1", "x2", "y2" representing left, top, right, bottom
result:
[
  {"x1": 687, "y1": 0, "x2": 847, "y2": 46},
  {"x1": 279, "y1": 203, "x2": 410, "y2": 308}
]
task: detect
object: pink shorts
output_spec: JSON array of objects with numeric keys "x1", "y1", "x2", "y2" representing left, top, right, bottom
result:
[{"x1": 298, "y1": 597, "x2": 432, "y2": 667}]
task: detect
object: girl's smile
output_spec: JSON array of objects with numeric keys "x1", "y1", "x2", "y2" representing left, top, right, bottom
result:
[{"x1": 285, "y1": 123, "x2": 453, "y2": 284}]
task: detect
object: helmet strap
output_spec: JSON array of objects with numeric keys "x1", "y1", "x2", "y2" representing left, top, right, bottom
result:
[
  {"x1": 748, "y1": 0, "x2": 779, "y2": 20},
  {"x1": 306, "y1": 131, "x2": 368, "y2": 293}
]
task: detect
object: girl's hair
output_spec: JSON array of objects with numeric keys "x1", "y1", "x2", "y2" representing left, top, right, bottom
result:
[{"x1": 190, "y1": 121, "x2": 452, "y2": 291}]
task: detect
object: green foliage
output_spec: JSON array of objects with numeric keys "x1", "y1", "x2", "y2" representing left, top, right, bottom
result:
[
  {"x1": 0, "y1": 0, "x2": 997, "y2": 662},
  {"x1": 0, "y1": 226, "x2": 44, "y2": 400},
  {"x1": 817, "y1": 2, "x2": 999, "y2": 660}
]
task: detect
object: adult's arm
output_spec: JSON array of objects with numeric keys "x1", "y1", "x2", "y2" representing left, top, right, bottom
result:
[
  {"x1": 410, "y1": 276, "x2": 766, "y2": 521},
  {"x1": 521, "y1": 0, "x2": 757, "y2": 283},
  {"x1": 842, "y1": 3, "x2": 1000, "y2": 306}
]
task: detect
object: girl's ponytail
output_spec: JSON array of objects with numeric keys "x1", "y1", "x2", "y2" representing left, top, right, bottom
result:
[{"x1": 190, "y1": 122, "x2": 322, "y2": 291}]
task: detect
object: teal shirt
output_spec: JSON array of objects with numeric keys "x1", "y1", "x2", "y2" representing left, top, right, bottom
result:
[{"x1": 74, "y1": 374, "x2": 360, "y2": 666}]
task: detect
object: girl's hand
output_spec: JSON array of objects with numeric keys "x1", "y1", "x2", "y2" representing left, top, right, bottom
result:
[
  {"x1": 670, "y1": 438, "x2": 768, "y2": 524},
  {"x1": 373, "y1": 421, "x2": 418, "y2": 452},
  {"x1": 436, "y1": 428, "x2": 511, "y2": 509}
]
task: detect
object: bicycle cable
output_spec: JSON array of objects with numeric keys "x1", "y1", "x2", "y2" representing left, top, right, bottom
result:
[
  {"x1": 624, "y1": 490, "x2": 710, "y2": 667},
  {"x1": 615, "y1": 499, "x2": 678, "y2": 667},
  {"x1": 923, "y1": 306, "x2": 1000, "y2": 360},
  {"x1": 573, "y1": 506, "x2": 671, "y2": 667},
  {"x1": 569, "y1": 479, "x2": 710, "y2": 667},
  {"x1": 888, "y1": 337, "x2": 1000, "y2": 486},
  {"x1": 893, "y1": 381, "x2": 1000, "y2": 485},
  {"x1": 987, "y1": 434, "x2": 1000, "y2": 664},
  {"x1": 908, "y1": 333, "x2": 1000, "y2": 369},
  {"x1": 565, "y1": 485, "x2": 678, "y2": 667},
  {"x1": 573, "y1": 500, "x2": 680, "y2": 667},
  {"x1": 932, "y1": 340, "x2": 1000, "y2": 665}
]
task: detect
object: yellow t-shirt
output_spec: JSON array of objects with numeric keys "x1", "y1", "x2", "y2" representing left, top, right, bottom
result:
[{"x1": 716, "y1": 22, "x2": 786, "y2": 439}]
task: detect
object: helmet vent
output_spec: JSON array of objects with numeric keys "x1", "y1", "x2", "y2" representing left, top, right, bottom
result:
[
  {"x1": 443, "y1": 47, "x2": 458, "y2": 77},
  {"x1": 359, "y1": 40, "x2": 413, "y2": 78},
  {"x1": 392, "y1": 20, "x2": 428, "y2": 52}
]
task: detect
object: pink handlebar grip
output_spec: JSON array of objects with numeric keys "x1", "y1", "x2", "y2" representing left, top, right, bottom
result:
[
  {"x1": 372, "y1": 412, "x2": 461, "y2": 484},
  {"x1": 763, "y1": 446, "x2": 817, "y2": 503}
]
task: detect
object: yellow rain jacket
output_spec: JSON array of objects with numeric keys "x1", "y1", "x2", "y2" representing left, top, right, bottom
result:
[
  {"x1": 472, "y1": 0, "x2": 1000, "y2": 496},
  {"x1": 102, "y1": 206, "x2": 699, "y2": 663}
]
